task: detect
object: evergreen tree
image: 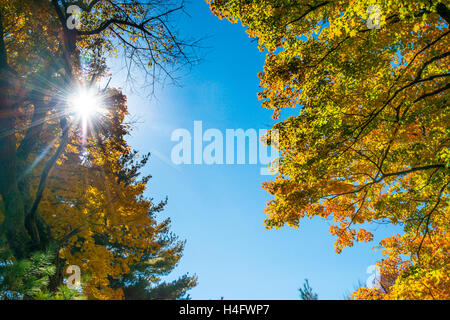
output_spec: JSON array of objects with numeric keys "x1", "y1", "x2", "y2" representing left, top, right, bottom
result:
[
  {"x1": 0, "y1": 1, "x2": 197, "y2": 299},
  {"x1": 299, "y1": 279, "x2": 318, "y2": 300}
]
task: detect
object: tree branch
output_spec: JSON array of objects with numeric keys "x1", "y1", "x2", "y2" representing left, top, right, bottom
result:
[
  {"x1": 77, "y1": 5, "x2": 184, "y2": 36},
  {"x1": 27, "y1": 117, "x2": 70, "y2": 220}
]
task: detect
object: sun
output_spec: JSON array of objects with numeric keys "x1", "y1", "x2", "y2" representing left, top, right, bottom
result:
[{"x1": 68, "y1": 87, "x2": 104, "y2": 120}]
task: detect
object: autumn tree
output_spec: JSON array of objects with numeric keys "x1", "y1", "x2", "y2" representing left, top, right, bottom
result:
[
  {"x1": 0, "y1": 0, "x2": 197, "y2": 298},
  {"x1": 208, "y1": 0, "x2": 449, "y2": 299}
]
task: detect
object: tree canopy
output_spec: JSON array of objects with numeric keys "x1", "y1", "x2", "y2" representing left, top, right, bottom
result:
[
  {"x1": 208, "y1": 0, "x2": 449, "y2": 299},
  {"x1": 0, "y1": 0, "x2": 196, "y2": 299}
]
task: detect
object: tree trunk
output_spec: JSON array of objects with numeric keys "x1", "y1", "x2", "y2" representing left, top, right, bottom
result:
[{"x1": 2, "y1": 187, "x2": 32, "y2": 259}]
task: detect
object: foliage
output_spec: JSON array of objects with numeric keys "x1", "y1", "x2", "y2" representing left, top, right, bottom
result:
[
  {"x1": 30, "y1": 87, "x2": 196, "y2": 299},
  {"x1": 0, "y1": 245, "x2": 84, "y2": 300},
  {"x1": 299, "y1": 279, "x2": 318, "y2": 300},
  {"x1": 352, "y1": 227, "x2": 449, "y2": 299},
  {"x1": 121, "y1": 275, "x2": 197, "y2": 300},
  {"x1": 208, "y1": 0, "x2": 449, "y2": 299},
  {"x1": 0, "y1": 1, "x2": 197, "y2": 299}
]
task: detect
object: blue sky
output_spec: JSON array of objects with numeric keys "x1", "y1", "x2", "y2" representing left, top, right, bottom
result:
[{"x1": 107, "y1": 1, "x2": 401, "y2": 300}]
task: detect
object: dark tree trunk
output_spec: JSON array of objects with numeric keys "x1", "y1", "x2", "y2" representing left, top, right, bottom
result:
[{"x1": 0, "y1": 13, "x2": 54, "y2": 260}]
